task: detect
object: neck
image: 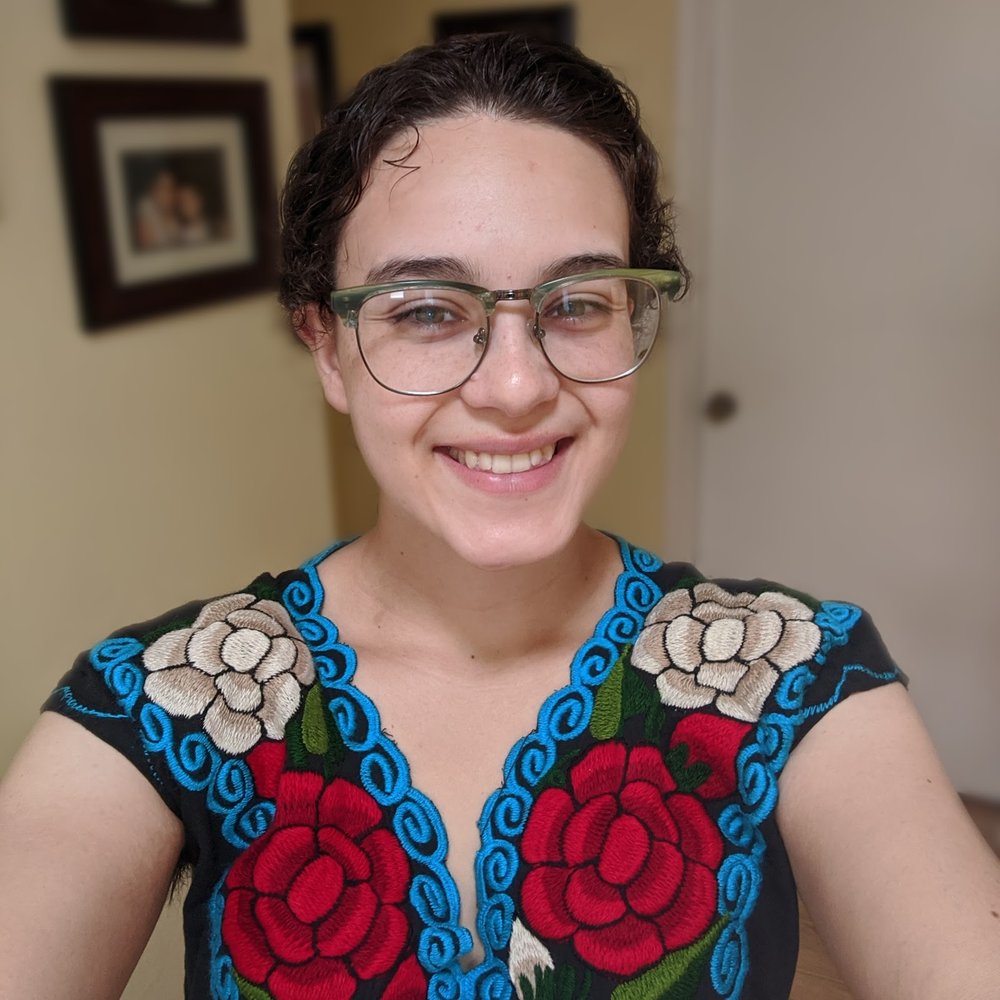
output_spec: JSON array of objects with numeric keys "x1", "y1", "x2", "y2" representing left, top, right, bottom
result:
[{"x1": 320, "y1": 516, "x2": 622, "y2": 673}]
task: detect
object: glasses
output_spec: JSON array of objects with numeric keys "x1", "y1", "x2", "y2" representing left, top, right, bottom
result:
[{"x1": 328, "y1": 268, "x2": 683, "y2": 396}]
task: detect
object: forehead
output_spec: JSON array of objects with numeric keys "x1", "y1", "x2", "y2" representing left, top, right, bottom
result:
[{"x1": 336, "y1": 114, "x2": 630, "y2": 286}]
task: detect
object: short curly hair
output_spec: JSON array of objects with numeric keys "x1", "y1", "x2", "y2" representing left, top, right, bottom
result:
[{"x1": 279, "y1": 32, "x2": 688, "y2": 333}]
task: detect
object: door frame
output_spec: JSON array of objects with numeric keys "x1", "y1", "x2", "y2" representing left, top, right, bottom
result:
[{"x1": 663, "y1": 0, "x2": 717, "y2": 563}]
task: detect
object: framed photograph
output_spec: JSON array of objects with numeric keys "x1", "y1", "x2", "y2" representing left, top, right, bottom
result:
[
  {"x1": 60, "y1": 0, "x2": 244, "y2": 43},
  {"x1": 292, "y1": 23, "x2": 336, "y2": 141},
  {"x1": 434, "y1": 5, "x2": 574, "y2": 45},
  {"x1": 51, "y1": 77, "x2": 277, "y2": 331}
]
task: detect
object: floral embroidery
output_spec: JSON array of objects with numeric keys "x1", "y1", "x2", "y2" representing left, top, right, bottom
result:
[
  {"x1": 508, "y1": 918, "x2": 555, "y2": 999},
  {"x1": 519, "y1": 740, "x2": 724, "y2": 978},
  {"x1": 631, "y1": 583, "x2": 821, "y2": 722},
  {"x1": 51, "y1": 542, "x2": 902, "y2": 1000},
  {"x1": 222, "y1": 770, "x2": 411, "y2": 1000},
  {"x1": 143, "y1": 593, "x2": 315, "y2": 754},
  {"x1": 382, "y1": 955, "x2": 429, "y2": 999}
]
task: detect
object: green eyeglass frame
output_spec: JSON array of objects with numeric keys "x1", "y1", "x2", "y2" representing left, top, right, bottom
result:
[
  {"x1": 329, "y1": 268, "x2": 683, "y2": 322},
  {"x1": 327, "y1": 267, "x2": 684, "y2": 396}
]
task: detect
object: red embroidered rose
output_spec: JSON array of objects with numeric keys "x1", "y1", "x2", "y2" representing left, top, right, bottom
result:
[
  {"x1": 520, "y1": 740, "x2": 724, "y2": 977},
  {"x1": 223, "y1": 771, "x2": 411, "y2": 1000},
  {"x1": 383, "y1": 954, "x2": 428, "y2": 999}
]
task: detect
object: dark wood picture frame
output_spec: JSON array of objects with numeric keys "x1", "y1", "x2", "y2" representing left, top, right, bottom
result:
[
  {"x1": 291, "y1": 23, "x2": 337, "y2": 140},
  {"x1": 60, "y1": 0, "x2": 244, "y2": 43},
  {"x1": 434, "y1": 5, "x2": 575, "y2": 45},
  {"x1": 51, "y1": 77, "x2": 277, "y2": 331}
]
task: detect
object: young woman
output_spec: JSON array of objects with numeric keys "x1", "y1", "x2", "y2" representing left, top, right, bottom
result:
[{"x1": 1, "y1": 32, "x2": 997, "y2": 1000}]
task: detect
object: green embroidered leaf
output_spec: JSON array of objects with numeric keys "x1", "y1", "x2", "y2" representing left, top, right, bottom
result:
[
  {"x1": 322, "y1": 710, "x2": 347, "y2": 779},
  {"x1": 523, "y1": 964, "x2": 593, "y2": 1000},
  {"x1": 621, "y1": 661, "x2": 660, "y2": 719},
  {"x1": 661, "y1": 742, "x2": 712, "y2": 794},
  {"x1": 284, "y1": 715, "x2": 309, "y2": 770},
  {"x1": 670, "y1": 575, "x2": 705, "y2": 594},
  {"x1": 232, "y1": 971, "x2": 274, "y2": 1000},
  {"x1": 663, "y1": 742, "x2": 689, "y2": 774},
  {"x1": 286, "y1": 687, "x2": 346, "y2": 778},
  {"x1": 556, "y1": 965, "x2": 592, "y2": 1000},
  {"x1": 302, "y1": 684, "x2": 329, "y2": 755},
  {"x1": 519, "y1": 972, "x2": 537, "y2": 1000},
  {"x1": 611, "y1": 918, "x2": 726, "y2": 1000},
  {"x1": 675, "y1": 761, "x2": 712, "y2": 795},
  {"x1": 246, "y1": 576, "x2": 281, "y2": 602},
  {"x1": 590, "y1": 652, "x2": 627, "y2": 740},
  {"x1": 620, "y1": 664, "x2": 665, "y2": 743},
  {"x1": 532, "y1": 746, "x2": 584, "y2": 796}
]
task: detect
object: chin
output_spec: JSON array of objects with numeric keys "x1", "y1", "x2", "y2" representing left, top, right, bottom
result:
[{"x1": 439, "y1": 514, "x2": 584, "y2": 572}]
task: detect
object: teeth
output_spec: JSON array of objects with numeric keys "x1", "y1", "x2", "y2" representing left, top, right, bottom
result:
[{"x1": 448, "y1": 443, "x2": 557, "y2": 474}]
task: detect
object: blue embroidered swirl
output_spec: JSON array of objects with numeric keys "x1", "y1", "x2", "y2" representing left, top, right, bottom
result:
[
  {"x1": 287, "y1": 549, "x2": 468, "y2": 994},
  {"x1": 710, "y1": 602, "x2": 898, "y2": 998},
  {"x1": 287, "y1": 536, "x2": 661, "y2": 1000}
]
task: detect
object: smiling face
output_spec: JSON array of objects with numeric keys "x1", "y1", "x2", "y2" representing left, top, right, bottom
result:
[{"x1": 308, "y1": 114, "x2": 636, "y2": 570}]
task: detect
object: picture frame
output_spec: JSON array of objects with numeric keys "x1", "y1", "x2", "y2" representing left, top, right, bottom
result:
[
  {"x1": 433, "y1": 5, "x2": 575, "y2": 45},
  {"x1": 59, "y1": 0, "x2": 244, "y2": 44},
  {"x1": 291, "y1": 23, "x2": 336, "y2": 141},
  {"x1": 51, "y1": 77, "x2": 277, "y2": 331}
]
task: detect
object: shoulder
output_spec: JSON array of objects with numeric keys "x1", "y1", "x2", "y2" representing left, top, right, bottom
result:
[
  {"x1": 98, "y1": 567, "x2": 309, "y2": 647},
  {"x1": 135, "y1": 570, "x2": 317, "y2": 756},
  {"x1": 626, "y1": 548, "x2": 903, "y2": 734},
  {"x1": 44, "y1": 563, "x2": 321, "y2": 800}
]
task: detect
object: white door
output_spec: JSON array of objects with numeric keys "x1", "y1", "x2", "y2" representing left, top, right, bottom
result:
[{"x1": 669, "y1": 0, "x2": 1000, "y2": 798}]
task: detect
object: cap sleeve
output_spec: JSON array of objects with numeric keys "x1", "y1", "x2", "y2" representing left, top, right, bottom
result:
[
  {"x1": 41, "y1": 571, "x2": 314, "y2": 833},
  {"x1": 784, "y1": 600, "x2": 906, "y2": 750},
  {"x1": 43, "y1": 597, "x2": 208, "y2": 819}
]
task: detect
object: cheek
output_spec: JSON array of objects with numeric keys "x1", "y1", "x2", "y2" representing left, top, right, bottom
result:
[
  {"x1": 597, "y1": 382, "x2": 638, "y2": 443},
  {"x1": 342, "y1": 393, "x2": 436, "y2": 485}
]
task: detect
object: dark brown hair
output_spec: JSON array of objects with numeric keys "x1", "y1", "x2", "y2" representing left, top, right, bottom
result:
[{"x1": 279, "y1": 32, "x2": 687, "y2": 332}]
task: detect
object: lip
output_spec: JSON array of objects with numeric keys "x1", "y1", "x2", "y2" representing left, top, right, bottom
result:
[
  {"x1": 435, "y1": 437, "x2": 572, "y2": 494},
  {"x1": 441, "y1": 433, "x2": 567, "y2": 456}
]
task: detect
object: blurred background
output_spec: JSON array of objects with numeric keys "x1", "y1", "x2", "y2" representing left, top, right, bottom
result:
[{"x1": 1, "y1": 1, "x2": 997, "y2": 996}]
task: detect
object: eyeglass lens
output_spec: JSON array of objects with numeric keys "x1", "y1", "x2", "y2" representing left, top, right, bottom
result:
[{"x1": 356, "y1": 276, "x2": 660, "y2": 394}]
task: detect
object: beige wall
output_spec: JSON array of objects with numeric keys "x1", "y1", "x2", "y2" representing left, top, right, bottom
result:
[
  {"x1": 0, "y1": 2, "x2": 677, "y2": 993},
  {"x1": 292, "y1": 0, "x2": 679, "y2": 552},
  {"x1": 0, "y1": 2, "x2": 336, "y2": 994}
]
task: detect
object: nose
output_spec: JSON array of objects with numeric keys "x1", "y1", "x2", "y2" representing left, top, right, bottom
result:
[{"x1": 458, "y1": 303, "x2": 561, "y2": 415}]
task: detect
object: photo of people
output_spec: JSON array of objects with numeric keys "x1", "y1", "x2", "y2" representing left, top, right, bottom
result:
[{"x1": 124, "y1": 149, "x2": 229, "y2": 252}]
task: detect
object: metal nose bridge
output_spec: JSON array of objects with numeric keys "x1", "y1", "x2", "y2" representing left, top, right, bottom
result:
[
  {"x1": 474, "y1": 287, "x2": 547, "y2": 364},
  {"x1": 490, "y1": 287, "x2": 534, "y2": 305}
]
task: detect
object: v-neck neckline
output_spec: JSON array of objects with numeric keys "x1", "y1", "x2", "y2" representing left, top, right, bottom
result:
[{"x1": 281, "y1": 535, "x2": 665, "y2": 998}]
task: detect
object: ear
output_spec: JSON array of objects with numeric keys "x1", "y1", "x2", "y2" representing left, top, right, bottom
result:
[{"x1": 299, "y1": 303, "x2": 350, "y2": 414}]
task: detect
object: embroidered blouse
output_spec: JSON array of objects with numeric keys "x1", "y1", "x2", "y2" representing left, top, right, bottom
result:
[{"x1": 44, "y1": 537, "x2": 903, "y2": 1000}]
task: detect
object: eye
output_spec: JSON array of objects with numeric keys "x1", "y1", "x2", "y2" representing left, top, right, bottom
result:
[
  {"x1": 541, "y1": 290, "x2": 614, "y2": 329},
  {"x1": 384, "y1": 293, "x2": 474, "y2": 329},
  {"x1": 550, "y1": 297, "x2": 590, "y2": 318},
  {"x1": 399, "y1": 303, "x2": 456, "y2": 326},
  {"x1": 368, "y1": 289, "x2": 483, "y2": 343}
]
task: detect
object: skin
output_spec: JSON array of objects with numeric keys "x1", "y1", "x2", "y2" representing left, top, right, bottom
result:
[
  {"x1": 0, "y1": 113, "x2": 997, "y2": 997},
  {"x1": 302, "y1": 115, "x2": 640, "y2": 962},
  {"x1": 307, "y1": 115, "x2": 637, "y2": 574}
]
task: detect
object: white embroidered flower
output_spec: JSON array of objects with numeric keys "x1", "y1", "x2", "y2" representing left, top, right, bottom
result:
[
  {"x1": 142, "y1": 593, "x2": 315, "y2": 755},
  {"x1": 631, "y1": 582, "x2": 821, "y2": 722},
  {"x1": 508, "y1": 919, "x2": 555, "y2": 1000}
]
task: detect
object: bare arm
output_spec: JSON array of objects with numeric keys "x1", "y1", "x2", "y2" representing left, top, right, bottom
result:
[
  {"x1": 0, "y1": 712, "x2": 185, "y2": 1000},
  {"x1": 778, "y1": 683, "x2": 1000, "y2": 1000}
]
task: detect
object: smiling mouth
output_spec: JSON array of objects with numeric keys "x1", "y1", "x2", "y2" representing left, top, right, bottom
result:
[{"x1": 445, "y1": 442, "x2": 559, "y2": 474}]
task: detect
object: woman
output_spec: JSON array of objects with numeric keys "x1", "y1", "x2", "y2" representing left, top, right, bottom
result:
[{"x1": 1, "y1": 32, "x2": 997, "y2": 1000}]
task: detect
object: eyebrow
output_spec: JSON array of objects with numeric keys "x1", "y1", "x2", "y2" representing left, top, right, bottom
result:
[
  {"x1": 537, "y1": 253, "x2": 628, "y2": 283},
  {"x1": 365, "y1": 256, "x2": 476, "y2": 285},
  {"x1": 364, "y1": 251, "x2": 628, "y2": 288}
]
